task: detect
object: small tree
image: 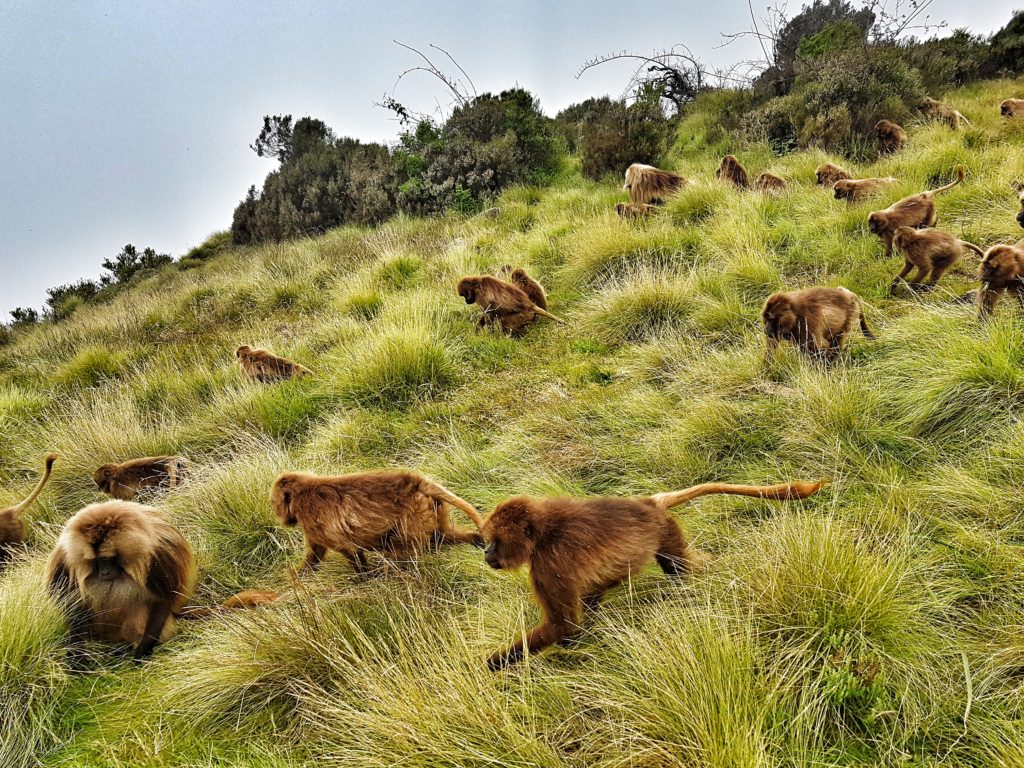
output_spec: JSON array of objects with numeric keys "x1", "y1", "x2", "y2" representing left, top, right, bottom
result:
[
  {"x1": 9, "y1": 307, "x2": 38, "y2": 326},
  {"x1": 46, "y1": 279, "x2": 101, "y2": 320},
  {"x1": 101, "y1": 244, "x2": 172, "y2": 286}
]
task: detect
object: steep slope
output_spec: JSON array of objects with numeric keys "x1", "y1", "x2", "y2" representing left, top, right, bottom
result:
[{"x1": 2, "y1": 77, "x2": 1024, "y2": 767}]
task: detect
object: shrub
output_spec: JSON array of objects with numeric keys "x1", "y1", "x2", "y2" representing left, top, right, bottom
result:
[{"x1": 578, "y1": 97, "x2": 669, "y2": 180}]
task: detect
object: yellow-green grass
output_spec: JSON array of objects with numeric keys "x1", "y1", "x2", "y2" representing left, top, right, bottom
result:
[{"x1": 2, "y1": 77, "x2": 1024, "y2": 766}]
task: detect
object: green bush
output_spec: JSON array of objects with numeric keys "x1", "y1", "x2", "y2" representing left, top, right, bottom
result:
[{"x1": 578, "y1": 97, "x2": 669, "y2": 180}]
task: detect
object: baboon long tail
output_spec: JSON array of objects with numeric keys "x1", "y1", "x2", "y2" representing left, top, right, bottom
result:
[
  {"x1": 927, "y1": 166, "x2": 965, "y2": 195},
  {"x1": 10, "y1": 453, "x2": 58, "y2": 516},
  {"x1": 961, "y1": 241, "x2": 985, "y2": 258},
  {"x1": 177, "y1": 589, "x2": 281, "y2": 620},
  {"x1": 420, "y1": 479, "x2": 486, "y2": 531},
  {"x1": 533, "y1": 306, "x2": 565, "y2": 325},
  {"x1": 649, "y1": 480, "x2": 823, "y2": 511}
]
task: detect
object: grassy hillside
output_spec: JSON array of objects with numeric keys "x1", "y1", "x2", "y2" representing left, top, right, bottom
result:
[{"x1": 3, "y1": 77, "x2": 1024, "y2": 767}]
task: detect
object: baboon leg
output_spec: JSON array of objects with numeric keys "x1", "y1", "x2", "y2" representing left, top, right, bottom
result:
[
  {"x1": 909, "y1": 266, "x2": 931, "y2": 285},
  {"x1": 301, "y1": 543, "x2": 328, "y2": 574},
  {"x1": 342, "y1": 550, "x2": 369, "y2": 574},
  {"x1": 488, "y1": 583, "x2": 578, "y2": 669},
  {"x1": 979, "y1": 288, "x2": 1002, "y2": 317},
  {"x1": 883, "y1": 235, "x2": 894, "y2": 259},
  {"x1": 135, "y1": 601, "x2": 173, "y2": 659},
  {"x1": 928, "y1": 263, "x2": 952, "y2": 284},
  {"x1": 581, "y1": 578, "x2": 625, "y2": 614}
]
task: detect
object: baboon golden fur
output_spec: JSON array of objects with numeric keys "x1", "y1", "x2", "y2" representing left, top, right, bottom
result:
[
  {"x1": 891, "y1": 227, "x2": 983, "y2": 290},
  {"x1": 755, "y1": 172, "x2": 786, "y2": 195},
  {"x1": 93, "y1": 456, "x2": 189, "y2": 501},
  {"x1": 832, "y1": 177, "x2": 897, "y2": 203},
  {"x1": 1001, "y1": 98, "x2": 1024, "y2": 119},
  {"x1": 46, "y1": 501, "x2": 197, "y2": 658},
  {"x1": 874, "y1": 120, "x2": 907, "y2": 153},
  {"x1": 978, "y1": 244, "x2": 1024, "y2": 317},
  {"x1": 921, "y1": 96, "x2": 970, "y2": 129},
  {"x1": 498, "y1": 265, "x2": 547, "y2": 309},
  {"x1": 457, "y1": 275, "x2": 562, "y2": 336},
  {"x1": 867, "y1": 167, "x2": 965, "y2": 258},
  {"x1": 716, "y1": 155, "x2": 750, "y2": 189},
  {"x1": 482, "y1": 480, "x2": 823, "y2": 669},
  {"x1": 0, "y1": 453, "x2": 57, "y2": 560},
  {"x1": 235, "y1": 345, "x2": 312, "y2": 383},
  {"x1": 615, "y1": 202, "x2": 659, "y2": 219},
  {"x1": 762, "y1": 287, "x2": 873, "y2": 361},
  {"x1": 622, "y1": 163, "x2": 687, "y2": 205},
  {"x1": 271, "y1": 469, "x2": 486, "y2": 574},
  {"x1": 815, "y1": 162, "x2": 852, "y2": 187}
]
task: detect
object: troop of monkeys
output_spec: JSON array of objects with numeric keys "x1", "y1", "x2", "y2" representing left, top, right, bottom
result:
[
  {"x1": 3, "y1": 94, "x2": 1022, "y2": 669},
  {"x1": 2, "y1": 449, "x2": 822, "y2": 668}
]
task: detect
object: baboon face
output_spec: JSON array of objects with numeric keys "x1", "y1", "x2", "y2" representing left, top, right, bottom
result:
[
  {"x1": 235, "y1": 345, "x2": 252, "y2": 360},
  {"x1": 93, "y1": 466, "x2": 113, "y2": 493},
  {"x1": 94, "y1": 556, "x2": 124, "y2": 582},
  {"x1": 1002, "y1": 103, "x2": 1011, "y2": 117},
  {"x1": 457, "y1": 278, "x2": 478, "y2": 304},
  {"x1": 482, "y1": 500, "x2": 534, "y2": 570},
  {"x1": 832, "y1": 182, "x2": 850, "y2": 201},
  {"x1": 1017, "y1": 210, "x2": 1024, "y2": 229},
  {"x1": 868, "y1": 212, "x2": 885, "y2": 235},
  {"x1": 270, "y1": 482, "x2": 298, "y2": 526}
]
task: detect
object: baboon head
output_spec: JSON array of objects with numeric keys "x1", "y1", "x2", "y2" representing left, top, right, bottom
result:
[
  {"x1": 761, "y1": 295, "x2": 798, "y2": 339},
  {"x1": 235, "y1": 345, "x2": 253, "y2": 360},
  {"x1": 270, "y1": 476, "x2": 298, "y2": 526},
  {"x1": 93, "y1": 465, "x2": 114, "y2": 494},
  {"x1": 482, "y1": 498, "x2": 535, "y2": 570},
  {"x1": 457, "y1": 277, "x2": 479, "y2": 305},
  {"x1": 867, "y1": 211, "x2": 886, "y2": 235}
]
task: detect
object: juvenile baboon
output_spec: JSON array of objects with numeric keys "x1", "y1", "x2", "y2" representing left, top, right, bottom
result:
[
  {"x1": 457, "y1": 275, "x2": 563, "y2": 336},
  {"x1": 920, "y1": 96, "x2": 970, "y2": 129},
  {"x1": 891, "y1": 227, "x2": 984, "y2": 290},
  {"x1": 93, "y1": 456, "x2": 189, "y2": 501},
  {"x1": 0, "y1": 453, "x2": 57, "y2": 561},
  {"x1": 235, "y1": 345, "x2": 312, "y2": 383},
  {"x1": 832, "y1": 177, "x2": 897, "y2": 203},
  {"x1": 978, "y1": 243, "x2": 1024, "y2": 317},
  {"x1": 615, "y1": 202, "x2": 659, "y2": 219},
  {"x1": 46, "y1": 501, "x2": 197, "y2": 659},
  {"x1": 482, "y1": 480, "x2": 823, "y2": 669},
  {"x1": 498, "y1": 266, "x2": 548, "y2": 309},
  {"x1": 867, "y1": 167, "x2": 965, "y2": 258},
  {"x1": 755, "y1": 172, "x2": 786, "y2": 195},
  {"x1": 271, "y1": 469, "x2": 486, "y2": 574},
  {"x1": 716, "y1": 155, "x2": 751, "y2": 189},
  {"x1": 1001, "y1": 99, "x2": 1024, "y2": 119},
  {"x1": 874, "y1": 120, "x2": 908, "y2": 153},
  {"x1": 622, "y1": 163, "x2": 687, "y2": 205},
  {"x1": 815, "y1": 162, "x2": 852, "y2": 187},
  {"x1": 762, "y1": 287, "x2": 873, "y2": 361}
]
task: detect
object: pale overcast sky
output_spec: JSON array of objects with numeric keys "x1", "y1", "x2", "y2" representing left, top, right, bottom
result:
[{"x1": 0, "y1": 1, "x2": 1017, "y2": 315}]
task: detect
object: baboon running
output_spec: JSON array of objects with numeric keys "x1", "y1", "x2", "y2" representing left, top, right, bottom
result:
[
  {"x1": 762, "y1": 287, "x2": 873, "y2": 361},
  {"x1": 867, "y1": 167, "x2": 965, "y2": 258},
  {"x1": 890, "y1": 227, "x2": 984, "y2": 291},
  {"x1": 482, "y1": 480, "x2": 822, "y2": 669},
  {"x1": 271, "y1": 469, "x2": 486, "y2": 574}
]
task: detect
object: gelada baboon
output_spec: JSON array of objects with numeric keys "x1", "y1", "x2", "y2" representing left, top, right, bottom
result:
[
  {"x1": 46, "y1": 500, "x2": 197, "y2": 659},
  {"x1": 1001, "y1": 99, "x2": 1024, "y2": 119},
  {"x1": 716, "y1": 155, "x2": 750, "y2": 189},
  {"x1": 874, "y1": 120, "x2": 907, "y2": 154},
  {"x1": 1016, "y1": 187, "x2": 1024, "y2": 229},
  {"x1": 891, "y1": 227, "x2": 984, "y2": 291},
  {"x1": 457, "y1": 276, "x2": 563, "y2": 336},
  {"x1": 978, "y1": 244, "x2": 1024, "y2": 318},
  {"x1": 615, "y1": 202, "x2": 658, "y2": 219},
  {"x1": 816, "y1": 162, "x2": 852, "y2": 187},
  {"x1": 498, "y1": 265, "x2": 547, "y2": 309},
  {"x1": 622, "y1": 163, "x2": 687, "y2": 205},
  {"x1": 271, "y1": 469, "x2": 486, "y2": 574},
  {"x1": 93, "y1": 456, "x2": 189, "y2": 501},
  {"x1": 762, "y1": 287, "x2": 873, "y2": 360},
  {"x1": 235, "y1": 345, "x2": 312, "y2": 383},
  {"x1": 482, "y1": 480, "x2": 823, "y2": 669},
  {"x1": 755, "y1": 172, "x2": 786, "y2": 195},
  {"x1": 832, "y1": 177, "x2": 897, "y2": 203},
  {"x1": 0, "y1": 453, "x2": 57, "y2": 560},
  {"x1": 920, "y1": 96, "x2": 970, "y2": 129},
  {"x1": 867, "y1": 167, "x2": 965, "y2": 258}
]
